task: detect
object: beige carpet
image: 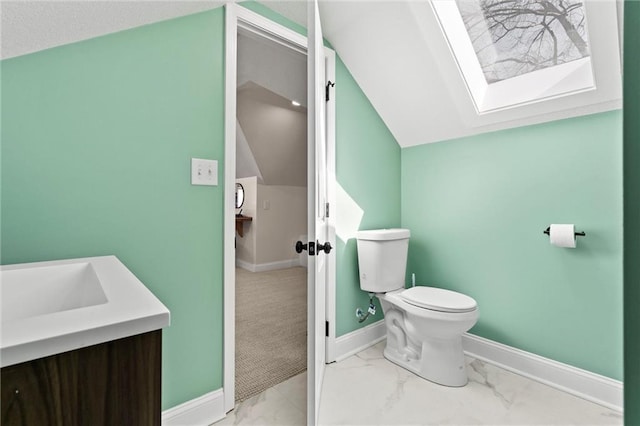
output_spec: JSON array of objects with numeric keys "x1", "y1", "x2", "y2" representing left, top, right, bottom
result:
[{"x1": 235, "y1": 266, "x2": 307, "y2": 402}]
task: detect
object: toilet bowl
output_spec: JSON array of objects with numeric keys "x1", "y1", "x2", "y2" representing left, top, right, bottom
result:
[
  {"x1": 378, "y1": 287, "x2": 478, "y2": 386},
  {"x1": 356, "y1": 229, "x2": 479, "y2": 387}
]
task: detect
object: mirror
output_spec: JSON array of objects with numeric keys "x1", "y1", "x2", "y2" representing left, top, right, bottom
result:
[{"x1": 235, "y1": 183, "x2": 245, "y2": 209}]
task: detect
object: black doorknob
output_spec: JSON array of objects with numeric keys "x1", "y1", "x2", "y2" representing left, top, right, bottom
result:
[
  {"x1": 317, "y1": 241, "x2": 332, "y2": 254},
  {"x1": 295, "y1": 241, "x2": 307, "y2": 253}
]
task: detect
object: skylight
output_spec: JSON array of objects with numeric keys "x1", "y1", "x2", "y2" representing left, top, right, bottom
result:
[{"x1": 432, "y1": 0, "x2": 596, "y2": 113}]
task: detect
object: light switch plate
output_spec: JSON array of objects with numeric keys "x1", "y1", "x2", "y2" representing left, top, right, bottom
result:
[{"x1": 191, "y1": 158, "x2": 218, "y2": 186}]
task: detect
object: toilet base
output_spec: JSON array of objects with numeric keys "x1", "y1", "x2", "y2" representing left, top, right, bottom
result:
[{"x1": 383, "y1": 335, "x2": 468, "y2": 387}]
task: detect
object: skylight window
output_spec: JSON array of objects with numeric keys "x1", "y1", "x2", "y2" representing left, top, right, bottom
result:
[
  {"x1": 456, "y1": 0, "x2": 591, "y2": 83},
  {"x1": 432, "y1": 0, "x2": 596, "y2": 113}
]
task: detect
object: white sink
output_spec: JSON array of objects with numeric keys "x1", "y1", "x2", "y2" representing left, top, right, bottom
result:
[
  {"x1": 2, "y1": 262, "x2": 108, "y2": 322},
  {"x1": 1, "y1": 256, "x2": 170, "y2": 367}
]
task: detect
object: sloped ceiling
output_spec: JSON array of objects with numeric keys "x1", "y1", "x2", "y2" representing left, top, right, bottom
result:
[
  {"x1": 237, "y1": 82, "x2": 307, "y2": 187},
  {"x1": 0, "y1": 1, "x2": 225, "y2": 59},
  {"x1": 238, "y1": 29, "x2": 307, "y2": 107},
  {"x1": 316, "y1": 1, "x2": 622, "y2": 147},
  {"x1": 236, "y1": 118, "x2": 264, "y2": 184},
  {"x1": 1, "y1": 0, "x2": 623, "y2": 147},
  {"x1": 236, "y1": 28, "x2": 307, "y2": 187}
]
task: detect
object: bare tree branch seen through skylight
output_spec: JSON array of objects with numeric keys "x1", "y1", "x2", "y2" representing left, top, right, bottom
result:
[{"x1": 456, "y1": 0, "x2": 591, "y2": 83}]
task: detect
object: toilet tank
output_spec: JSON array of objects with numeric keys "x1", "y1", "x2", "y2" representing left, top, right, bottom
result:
[{"x1": 356, "y1": 229, "x2": 410, "y2": 293}]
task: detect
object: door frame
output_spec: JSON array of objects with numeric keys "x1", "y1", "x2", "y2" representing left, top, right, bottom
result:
[{"x1": 223, "y1": 3, "x2": 336, "y2": 413}]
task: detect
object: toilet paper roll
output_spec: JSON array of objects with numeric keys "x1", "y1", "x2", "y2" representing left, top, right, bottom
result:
[{"x1": 549, "y1": 224, "x2": 576, "y2": 248}]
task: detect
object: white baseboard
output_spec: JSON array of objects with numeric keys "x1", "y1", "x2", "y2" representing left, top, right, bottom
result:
[
  {"x1": 330, "y1": 324, "x2": 622, "y2": 412},
  {"x1": 235, "y1": 258, "x2": 303, "y2": 272},
  {"x1": 235, "y1": 259, "x2": 255, "y2": 271},
  {"x1": 462, "y1": 333, "x2": 623, "y2": 412},
  {"x1": 162, "y1": 388, "x2": 225, "y2": 426},
  {"x1": 333, "y1": 320, "x2": 386, "y2": 362}
]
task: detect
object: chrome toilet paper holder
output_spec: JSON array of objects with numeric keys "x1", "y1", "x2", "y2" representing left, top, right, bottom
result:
[{"x1": 543, "y1": 227, "x2": 586, "y2": 237}]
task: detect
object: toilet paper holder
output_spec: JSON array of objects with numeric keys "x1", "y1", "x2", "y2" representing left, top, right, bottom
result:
[{"x1": 543, "y1": 227, "x2": 586, "y2": 237}]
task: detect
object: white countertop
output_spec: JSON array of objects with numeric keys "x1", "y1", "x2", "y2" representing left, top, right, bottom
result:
[{"x1": 1, "y1": 255, "x2": 170, "y2": 367}]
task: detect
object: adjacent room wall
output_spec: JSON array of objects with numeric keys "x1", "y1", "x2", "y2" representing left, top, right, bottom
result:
[
  {"x1": 235, "y1": 176, "x2": 258, "y2": 267},
  {"x1": 255, "y1": 184, "x2": 307, "y2": 267},
  {"x1": 401, "y1": 110, "x2": 623, "y2": 381},
  {"x1": 235, "y1": 180, "x2": 307, "y2": 270},
  {"x1": 623, "y1": 1, "x2": 640, "y2": 423},
  {"x1": 1, "y1": 9, "x2": 226, "y2": 409}
]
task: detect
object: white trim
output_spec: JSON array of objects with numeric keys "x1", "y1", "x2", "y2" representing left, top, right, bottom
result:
[
  {"x1": 236, "y1": 5, "x2": 307, "y2": 52},
  {"x1": 332, "y1": 320, "x2": 386, "y2": 362},
  {"x1": 162, "y1": 389, "x2": 225, "y2": 426},
  {"x1": 235, "y1": 258, "x2": 303, "y2": 272},
  {"x1": 223, "y1": 3, "x2": 237, "y2": 414},
  {"x1": 324, "y1": 42, "x2": 338, "y2": 369},
  {"x1": 462, "y1": 333, "x2": 623, "y2": 412}
]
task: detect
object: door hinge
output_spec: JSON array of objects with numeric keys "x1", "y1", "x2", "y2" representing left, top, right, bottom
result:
[
  {"x1": 325, "y1": 320, "x2": 329, "y2": 337},
  {"x1": 325, "y1": 80, "x2": 335, "y2": 102},
  {"x1": 325, "y1": 202, "x2": 330, "y2": 218}
]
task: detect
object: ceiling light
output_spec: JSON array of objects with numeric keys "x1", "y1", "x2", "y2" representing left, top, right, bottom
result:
[{"x1": 291, "y1": 100, "x2": 301, "y2": 107}]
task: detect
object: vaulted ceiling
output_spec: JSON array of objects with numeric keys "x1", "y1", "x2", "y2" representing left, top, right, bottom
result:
[
  {"x1": 236, "y1": 29, "x2": 307, "y2": 187},
  {"x1": 1, "y1": 0, "x2": 624, "y2": 147},
  {"x1": 237, "y1": 82, "x2": 307, "y2": 187},
  {"x1": 312, "y1": 1, "x2": 621, "y2": 146}
]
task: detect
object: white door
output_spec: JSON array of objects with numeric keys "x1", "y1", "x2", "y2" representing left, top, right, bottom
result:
[{"x1": 307, "y1": 0, "x2": 329, "y2": 424}]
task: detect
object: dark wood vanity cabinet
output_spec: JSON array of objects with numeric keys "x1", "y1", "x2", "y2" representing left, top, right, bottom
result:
[{"x1": 1, "y1": 330, "x2": 162, "y2": 426}]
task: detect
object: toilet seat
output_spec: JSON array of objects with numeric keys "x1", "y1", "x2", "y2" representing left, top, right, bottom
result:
[{"x1": 400, "y1": 286, "x2": 477, "y2": 313}]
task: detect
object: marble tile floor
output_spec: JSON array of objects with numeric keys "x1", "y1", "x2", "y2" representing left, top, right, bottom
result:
[
  {"x1": 319, "y1": 342, "x2": 622, "y2": 425},
  {"x1": 214, "y1": 341, "x2": 623, "y2": 425},
  {"x1": 214, "y1": 371, "x2": 307, "y2": 426}
]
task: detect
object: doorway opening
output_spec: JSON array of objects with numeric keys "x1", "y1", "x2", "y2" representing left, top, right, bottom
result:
[
  {"x1": 223, "y1": 4, "x2": 337, "y2": 421},
  {"x1": 234, "y1": 27, "x2": 309, "y2": 403}
]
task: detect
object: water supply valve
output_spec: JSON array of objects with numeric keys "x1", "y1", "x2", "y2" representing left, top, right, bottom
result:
[{"x1": 356, "y1": 294, "x2": 376, "y2": 323}]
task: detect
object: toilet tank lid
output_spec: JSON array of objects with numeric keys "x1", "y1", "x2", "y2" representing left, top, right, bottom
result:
[
  {"x1": 356, "y1": 229, "x2": 410, "y2": 241},
  {"x1": 401, "y1": 286, "x2": 477, "y2": 313}
]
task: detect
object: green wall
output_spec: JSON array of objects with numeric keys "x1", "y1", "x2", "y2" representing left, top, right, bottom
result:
[
  {"x1": 0, "y1": 3, "x2": 401, "y2": 409},
  {"x1": 624, "y1": 1, "x2": 640, "y2": 422},
  {"x1": 1, "y1": 10, "x2": 226, "y2": 410},
  {"x1": 334, "y1": 57, "x2": 401, "y2": 336},
  {"x1": 401, "y1": 111, "x2": 623, "y2": 380}
]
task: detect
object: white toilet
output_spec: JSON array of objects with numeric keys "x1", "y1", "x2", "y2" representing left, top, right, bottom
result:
[{"x1": 356, "y1": 228, "x2": 478, "y2": 387}]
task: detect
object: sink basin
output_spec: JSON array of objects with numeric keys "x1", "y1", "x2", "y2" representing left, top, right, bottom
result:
[
  {"x1": 1, "y1": 256, "x2": 170, "y2": 367},
  {"x1": 2, "y1": 262, "x2": 108, "y2": 323}
]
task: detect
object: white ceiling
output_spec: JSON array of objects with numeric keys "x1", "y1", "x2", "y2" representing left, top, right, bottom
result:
[
  {"x1": 0, "y1": 1, "x2": 228, "y2": 60},
  {"x1": 318, "y1": 1, "x2": 622, "y2": 146},
  {"x1": 238, "y1": 29, "x2": 307, "y2": 106},
  {"x1": 237, "y1": 82, "x2": 307, "y2": 187},
  {"x1": 1, "y1": 0, "x2": 624, "y2": 147},
  {"x1": 236, "y1": 29, "x2": 307, "y2": 186}
]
